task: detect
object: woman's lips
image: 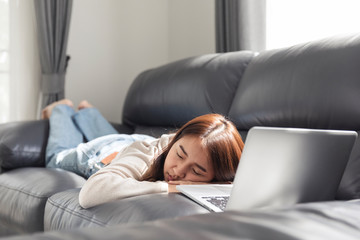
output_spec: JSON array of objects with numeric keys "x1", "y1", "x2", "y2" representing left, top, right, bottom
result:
[{"x1": 167, "y1": 174, "x2": 175, "y2": 181}]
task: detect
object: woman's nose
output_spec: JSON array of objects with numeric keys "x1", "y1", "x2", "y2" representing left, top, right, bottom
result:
[{"x1": 174, "y1": 165, "x2": 186, "y2": 179}]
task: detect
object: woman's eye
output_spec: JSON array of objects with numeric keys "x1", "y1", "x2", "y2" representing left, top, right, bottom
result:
[
  {"x1": 176, "y1": 152, "x2": 183, "y2": 159},
  {"x1": 192, "y1": 168, "x2": 201, "y2": 176}
]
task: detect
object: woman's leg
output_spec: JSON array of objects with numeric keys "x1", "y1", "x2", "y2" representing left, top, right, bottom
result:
[
  {"x1": 45, "y1": 103, "x2": 109, "y2": 178},
  {"x1": 46, "y1": 104, "x2": 83, "y2": 167},
  {"x1": 45, "y1": 100, "x2": 154, "y2": 178},
  {"x1": 73, "y1": 101, "x2": 118, "y2": 141},
  {"x1": 45, "y1": 100, "x2": 117, "y2": 178}
]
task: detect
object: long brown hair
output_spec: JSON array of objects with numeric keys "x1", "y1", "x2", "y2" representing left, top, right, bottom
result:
[{"x1": 141, "y1": 114, "x2": 244, "y2": 182}]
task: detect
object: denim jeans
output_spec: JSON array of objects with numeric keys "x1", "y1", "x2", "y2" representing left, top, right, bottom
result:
[{"x1": 46, "y1": 105, "x2": 154, "y2": 178}]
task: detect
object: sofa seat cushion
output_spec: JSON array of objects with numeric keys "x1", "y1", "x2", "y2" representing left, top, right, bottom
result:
[
  {"x1": 44, "y1": 188, "x2": 209, "y2": 231},
  {"x1": 9, "y1": 200, "x2": 360, "y2": 240},
  {"x1": 0, "y1": 167, "x2": 85, "y2": 236}
]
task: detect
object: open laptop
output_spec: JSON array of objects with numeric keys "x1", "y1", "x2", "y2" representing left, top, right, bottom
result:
[{"x1": 177, "y1": 126, "x2": 357, "y2": 212}]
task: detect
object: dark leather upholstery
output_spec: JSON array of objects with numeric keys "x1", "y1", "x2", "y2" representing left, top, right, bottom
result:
[
  {"x1": 44, "y1": 189, "x2": 208, "y2": 231},
  {"x1": 0, "y1": 168, "x2": 85, "y2": 236},
  {"x1": 122, "y1": 51, "x2": 254, "y2": 129},
  {"x1": 6, "y1": 200, "x2": 360, "y2": 240},
  {"x1": 0, "y1": 120, "x2": 49, "y2": 170},
  {"x1": 229, "y1": 35, "x2": 360, "y2": 130}
]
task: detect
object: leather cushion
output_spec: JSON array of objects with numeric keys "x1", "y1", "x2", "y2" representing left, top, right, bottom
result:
[
  {"x1": 10, "y1": 200, "x2": 360, "y2": 240},
  {"x1": 0, "y1": 168, "x2": 85, "y2": 235},
  {"x1": 229, "y1": 34, "x2": 360, "y2": 130},
  {"x1": 44, "y1": 188, "x2": 209, "y2": 231},
  {"x1": 122, "y1": 51, "x2": 254, "y2": 128}
]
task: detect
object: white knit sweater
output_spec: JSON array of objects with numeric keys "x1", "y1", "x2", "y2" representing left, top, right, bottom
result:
[{"x1": 79, "y1": 134, "x2": 173, "y2": 208}]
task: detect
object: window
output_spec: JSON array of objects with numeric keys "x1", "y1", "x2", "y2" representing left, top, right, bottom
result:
[
  {"x1": 266, "y1": 0, "x2": 360, "y2": 50},
  {"x1": 0, "y1": 0, "x2": 9, "y2": 123}
]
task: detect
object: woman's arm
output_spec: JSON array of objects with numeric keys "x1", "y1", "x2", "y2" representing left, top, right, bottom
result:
[{"x1": 79, "y1": 135, "x2": 171, "y2": 209}]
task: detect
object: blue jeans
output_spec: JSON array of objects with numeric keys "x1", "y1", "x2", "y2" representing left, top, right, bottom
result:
[{"x1": 46, "y1": 105, "x2": 154, "y2": 178}]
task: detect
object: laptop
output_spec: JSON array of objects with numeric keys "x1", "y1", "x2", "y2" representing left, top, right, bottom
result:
[{"x1": 177, "y1": 126, "x2": 357, "y2": 212}]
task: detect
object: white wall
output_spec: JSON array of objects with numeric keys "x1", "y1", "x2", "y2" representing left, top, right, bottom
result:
[
  {"x1": 9, "y1": 0, "x2": 41, "y2": 122},
  {"x1": 66, "y1": 0, "x2": 215, "y2": 123}
]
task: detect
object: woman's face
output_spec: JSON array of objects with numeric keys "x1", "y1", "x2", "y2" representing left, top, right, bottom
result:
[{"x1": 163, "y1": 135, "x2": 215, "y2": 182}]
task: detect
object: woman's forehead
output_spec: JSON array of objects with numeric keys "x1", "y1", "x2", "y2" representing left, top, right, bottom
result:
[{"x1": 177, "y1": 136, "x2": 211, "y2": 163}]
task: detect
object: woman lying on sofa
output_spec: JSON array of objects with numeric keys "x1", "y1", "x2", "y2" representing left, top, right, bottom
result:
[{"x1": 41, "y1": 99, "x2": 244, "y2": 208}]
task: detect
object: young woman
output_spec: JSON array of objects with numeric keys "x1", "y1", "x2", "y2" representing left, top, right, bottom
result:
[{"x1": 42, "y1": 99, "x2": 244, "y2": 208}]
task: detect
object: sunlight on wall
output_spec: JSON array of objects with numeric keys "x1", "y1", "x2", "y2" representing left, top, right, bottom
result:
[
  {"x1": 0, "y1": 0, "x2": 40, "y2": 124},
  {"x1": 0, "y1": 0, "x2": 9, "y2": 123},
  {"x1": 266, "y1": 0, "x2": 360, "y2": 49}
]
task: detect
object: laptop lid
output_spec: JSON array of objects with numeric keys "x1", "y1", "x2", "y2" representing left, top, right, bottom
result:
[{"x1": 226, "y1": 127, "x2": 357, "y2": 211}]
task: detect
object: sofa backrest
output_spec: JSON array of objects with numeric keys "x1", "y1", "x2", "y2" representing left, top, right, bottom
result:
[
  {"x1": 122, "y1": 51, "x2": 254, "y2": 136},
  {"x1": 228, "y1": 34, "x2": 360, "y2": 131}
]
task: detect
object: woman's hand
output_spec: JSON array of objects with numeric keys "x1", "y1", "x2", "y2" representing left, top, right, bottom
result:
[
  {"x1": 168, "y1": 180, "x2": 206, "y2": 193},
  {"x1": 167, "y1": 180, "x2": 232, "y2": 193}
]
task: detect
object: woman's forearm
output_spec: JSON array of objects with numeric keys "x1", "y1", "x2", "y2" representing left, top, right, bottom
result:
[{"x1": 79, "y1": 173, "x2": 168, "y2": 208}]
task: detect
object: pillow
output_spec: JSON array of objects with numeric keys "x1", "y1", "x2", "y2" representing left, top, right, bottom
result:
[{"x1": 0, "y1": 120, "x2": 49, "y2": 170}]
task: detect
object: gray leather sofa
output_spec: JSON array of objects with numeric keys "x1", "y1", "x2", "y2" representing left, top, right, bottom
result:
[{"x1": 2, "y1": 34, "x2": 360, "y2": 239}]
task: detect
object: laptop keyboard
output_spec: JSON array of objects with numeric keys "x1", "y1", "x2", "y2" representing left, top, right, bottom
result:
[{"x1": 202, "y1": 196, "x2": 229, "y2": 211}]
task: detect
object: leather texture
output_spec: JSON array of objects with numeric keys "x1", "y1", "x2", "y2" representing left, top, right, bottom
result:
[
  {"x1": 133, "y1": 126, "x2": 178, "y2": 138},
  {"x1": 110, "y1": 122, "x2": 134, "y2": 134},
  {"x1": 338, "y1": 131, "x2": 360, "y2": 199},
  {"x1": 229, "y1": 34, "x2": 360, "y2": 130},
  {"x1": 122, "y1": 51, "x2": 254, "y2": 128},
  {"x1": 44, "y1": 189, "x2": 209, "y2": 231},
  {"x1": 0, "y1": 120, "x2": 49, "y2": 170},
  {"x1": 0, "y1": 168, "x2": 85, "y2": 236},
  {"x1": 6, "y1": 200, "x2": 360, "y2": 240}
]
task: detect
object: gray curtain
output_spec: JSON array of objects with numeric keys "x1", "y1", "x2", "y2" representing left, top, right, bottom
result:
[
  {"x1": 34, "y1": 0, "x2": 73, "y2": 111},
  {"x1": 215, "y1": 0, "x2": 266, "y2": 52}
]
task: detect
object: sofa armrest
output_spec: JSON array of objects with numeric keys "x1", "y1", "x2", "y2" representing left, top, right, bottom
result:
[
  {"x1": 0, "y1": 120, "x2": 134, "y2": 172},
  {"x1": 0, "y1": 120, "x2": 49, "y2": 171}
]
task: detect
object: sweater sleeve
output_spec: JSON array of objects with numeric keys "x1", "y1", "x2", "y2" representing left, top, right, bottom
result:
[{"x1": 78, "y1": 134, "x2": 172, "y2": 209}]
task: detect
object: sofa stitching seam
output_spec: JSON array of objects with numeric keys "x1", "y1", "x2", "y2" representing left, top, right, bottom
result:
[
  {"x1": 46, "y1": 198, "x2": 108, "y2": 226},
  {"x1": 0, "y1": 184, "x2": 48, "y2": 199}
]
